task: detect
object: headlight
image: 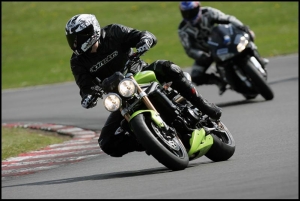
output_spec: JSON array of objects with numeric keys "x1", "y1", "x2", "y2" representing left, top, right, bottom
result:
[
  {"x1": 103, "y1": 93, "x2": 121, "y2": 112},
  {"x1": 118, "y1": 78, "x2": 137, "y2": 97},
  {"x1": 236, "y1": 36, "x2": 249, "y2": 52}
]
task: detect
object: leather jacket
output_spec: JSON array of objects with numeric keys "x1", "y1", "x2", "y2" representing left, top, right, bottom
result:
[{"x1": 70, "y1": 24, "x2": 157, "y2": 98}]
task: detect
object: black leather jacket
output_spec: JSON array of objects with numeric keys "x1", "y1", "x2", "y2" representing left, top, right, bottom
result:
[
  {"x1": 70, "y1": 24, "x2": 157, "y2": 98},
  {"x1": 178, "y1": 7, "x2": 244, "y2": 60}
]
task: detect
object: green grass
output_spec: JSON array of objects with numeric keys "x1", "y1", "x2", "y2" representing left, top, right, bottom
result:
[
  {"x1": 2, "y1": 2, "x2": 298, "y2": 89},
  {"x1": 1, "y1": 127, "x2": 71, "y2": 160}
]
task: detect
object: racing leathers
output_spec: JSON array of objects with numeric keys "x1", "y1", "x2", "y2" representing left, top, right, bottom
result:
[
  {"x1": 70, "y1": 24, "x2": 222, "y2": 157},
  {"x1": 178, "y1": 6, "x2": 266, "y2": 95}
]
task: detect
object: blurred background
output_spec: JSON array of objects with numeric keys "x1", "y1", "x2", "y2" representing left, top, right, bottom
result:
[{"x1": 2, "y1": 2, "x2": 298, "y2": 89}]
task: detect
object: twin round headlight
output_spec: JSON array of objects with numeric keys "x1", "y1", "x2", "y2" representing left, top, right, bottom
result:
[
  {"x1": 118, "y1": 78, "x2": 137, "y2": 98},
  {"x1": 103, "y1": 79, "x2": 137, "y2": 112}
]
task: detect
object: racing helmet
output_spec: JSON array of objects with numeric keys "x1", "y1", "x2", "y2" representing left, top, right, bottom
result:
[
  {"x1": 179, "y1": 1, "x2": 202, "y2": 25},
  {"x1": 65, "y1": 14, "x2": 101, "y2": 55}
]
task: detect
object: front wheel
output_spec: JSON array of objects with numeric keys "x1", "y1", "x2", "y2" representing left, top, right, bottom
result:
[
  {"x1": 243, "y1": 58, "x2": 274, "y2": 100},
  {"x1": 130, "y1": 113, "x2": 189, "y2": 171},
  {"x1": 205, "y1": 121, "x2": 235, "y2": 161}
]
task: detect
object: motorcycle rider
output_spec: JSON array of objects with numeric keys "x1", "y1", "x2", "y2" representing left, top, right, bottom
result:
[
  {"x1": 178, "y1": 1, "x2": 269, "y2": 95},
  {"x1": 65, "y1": 14, "x2": 222, "y2": 157}
]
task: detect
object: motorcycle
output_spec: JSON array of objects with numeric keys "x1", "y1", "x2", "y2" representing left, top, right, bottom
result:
[
  {"x1": 207, "y1": 24, "x2": 274, "y2": 100},
  {"x1": 93, "y1": 52, "x2": 235, "y2": 171}
]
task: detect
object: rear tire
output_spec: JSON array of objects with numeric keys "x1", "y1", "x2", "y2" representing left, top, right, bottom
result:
[{"x1": 205, "y1": 121, "x2": 235, "y2": 161}]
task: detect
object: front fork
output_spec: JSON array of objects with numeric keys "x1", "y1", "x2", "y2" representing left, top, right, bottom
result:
[
  {"x1": 120, "y1": 75, "x2": 173, "y2": 135},
  {"x1": 121, "y1": 75, "x2": 158, "y2": 122}
]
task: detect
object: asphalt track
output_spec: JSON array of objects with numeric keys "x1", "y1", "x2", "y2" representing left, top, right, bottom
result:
[{"x1": 1, "y1": 54, "x2": 298, "y2": 199}]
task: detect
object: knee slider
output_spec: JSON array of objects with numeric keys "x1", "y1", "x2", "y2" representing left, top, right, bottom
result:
[
  {"x1": 98, "y1": 137, "x2": 117, "y2": 156},
  {"x1": 99, "y1": 142, "x2": 124, "y2": 157}
]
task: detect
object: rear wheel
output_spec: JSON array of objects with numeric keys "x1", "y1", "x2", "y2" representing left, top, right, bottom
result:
[
  {"x1": 130, "y1": 113, "x2": 189, "y2": 171},
  {"x1": 205, "y1": 121, "x2": 235, "y2": 161}
]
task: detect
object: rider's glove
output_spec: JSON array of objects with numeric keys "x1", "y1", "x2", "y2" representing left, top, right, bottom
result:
[
  {"x1": 238, "y1": 25, "x2": 254, "y2": 42},
  {"x1": 81, "y1": 94, "x2": 97, "y2": 109},
  {"x1": 136, "y1": 37, "x2": 153, "y2": 56},
  {"x1": 91, "y1": 85, "x2": 102, "y2": 94}
]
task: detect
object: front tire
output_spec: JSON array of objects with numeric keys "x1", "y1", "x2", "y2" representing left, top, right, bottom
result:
[
  {"x1": 130, "y1": 113, "x2": 189, "y2": 171},
  {"x1": 243, "y1": 58, "x2": 274, "y2": 100}
]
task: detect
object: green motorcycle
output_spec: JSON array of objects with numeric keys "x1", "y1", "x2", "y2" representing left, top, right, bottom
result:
[{"x1": 93, "y1": 52, "x2": 235, "y2": 171}]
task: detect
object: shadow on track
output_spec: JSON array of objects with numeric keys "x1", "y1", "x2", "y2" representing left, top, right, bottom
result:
[{"x1": 2, "y1": 161, "x2": 215, "y2": 188}]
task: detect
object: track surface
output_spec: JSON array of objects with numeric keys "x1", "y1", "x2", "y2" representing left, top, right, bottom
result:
[{"x1": 2, "y1": 54, "x2": 298, "y2": 199}]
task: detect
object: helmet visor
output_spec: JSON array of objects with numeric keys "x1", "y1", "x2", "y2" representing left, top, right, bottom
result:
[
  {"x1": 66, "y1": 34, "x2": 77, "y2": 51},
  {"x1": 181, "y1": 6, "x2": 200, "y2": 20},
  {"x1": 66, "y1": 24, "x2": 94, "y2": 54}
]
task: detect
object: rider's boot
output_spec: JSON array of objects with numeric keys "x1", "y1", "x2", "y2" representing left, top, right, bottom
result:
[
  {"x1": 174, "y1": 76, "x2": 222, "y2": 120},
  {"x1": 206, "y1": 73, "x2": 228, "y2": 95}
]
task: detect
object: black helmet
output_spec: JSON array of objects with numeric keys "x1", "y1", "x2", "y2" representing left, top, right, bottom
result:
[
  {"x1": 65, "y1": 14, "x2": 101, "y2": 55},
  {"x1": 179, "y1": 1, "x2": 202, "y2": 25}
]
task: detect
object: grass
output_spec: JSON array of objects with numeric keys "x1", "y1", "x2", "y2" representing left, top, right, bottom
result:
[
  {"x1": 2, "y1": 2, "x2": 298, "y2": 89},
  {"x1": 1, "y1": 127, "x2": 71, "y2": 161}
]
